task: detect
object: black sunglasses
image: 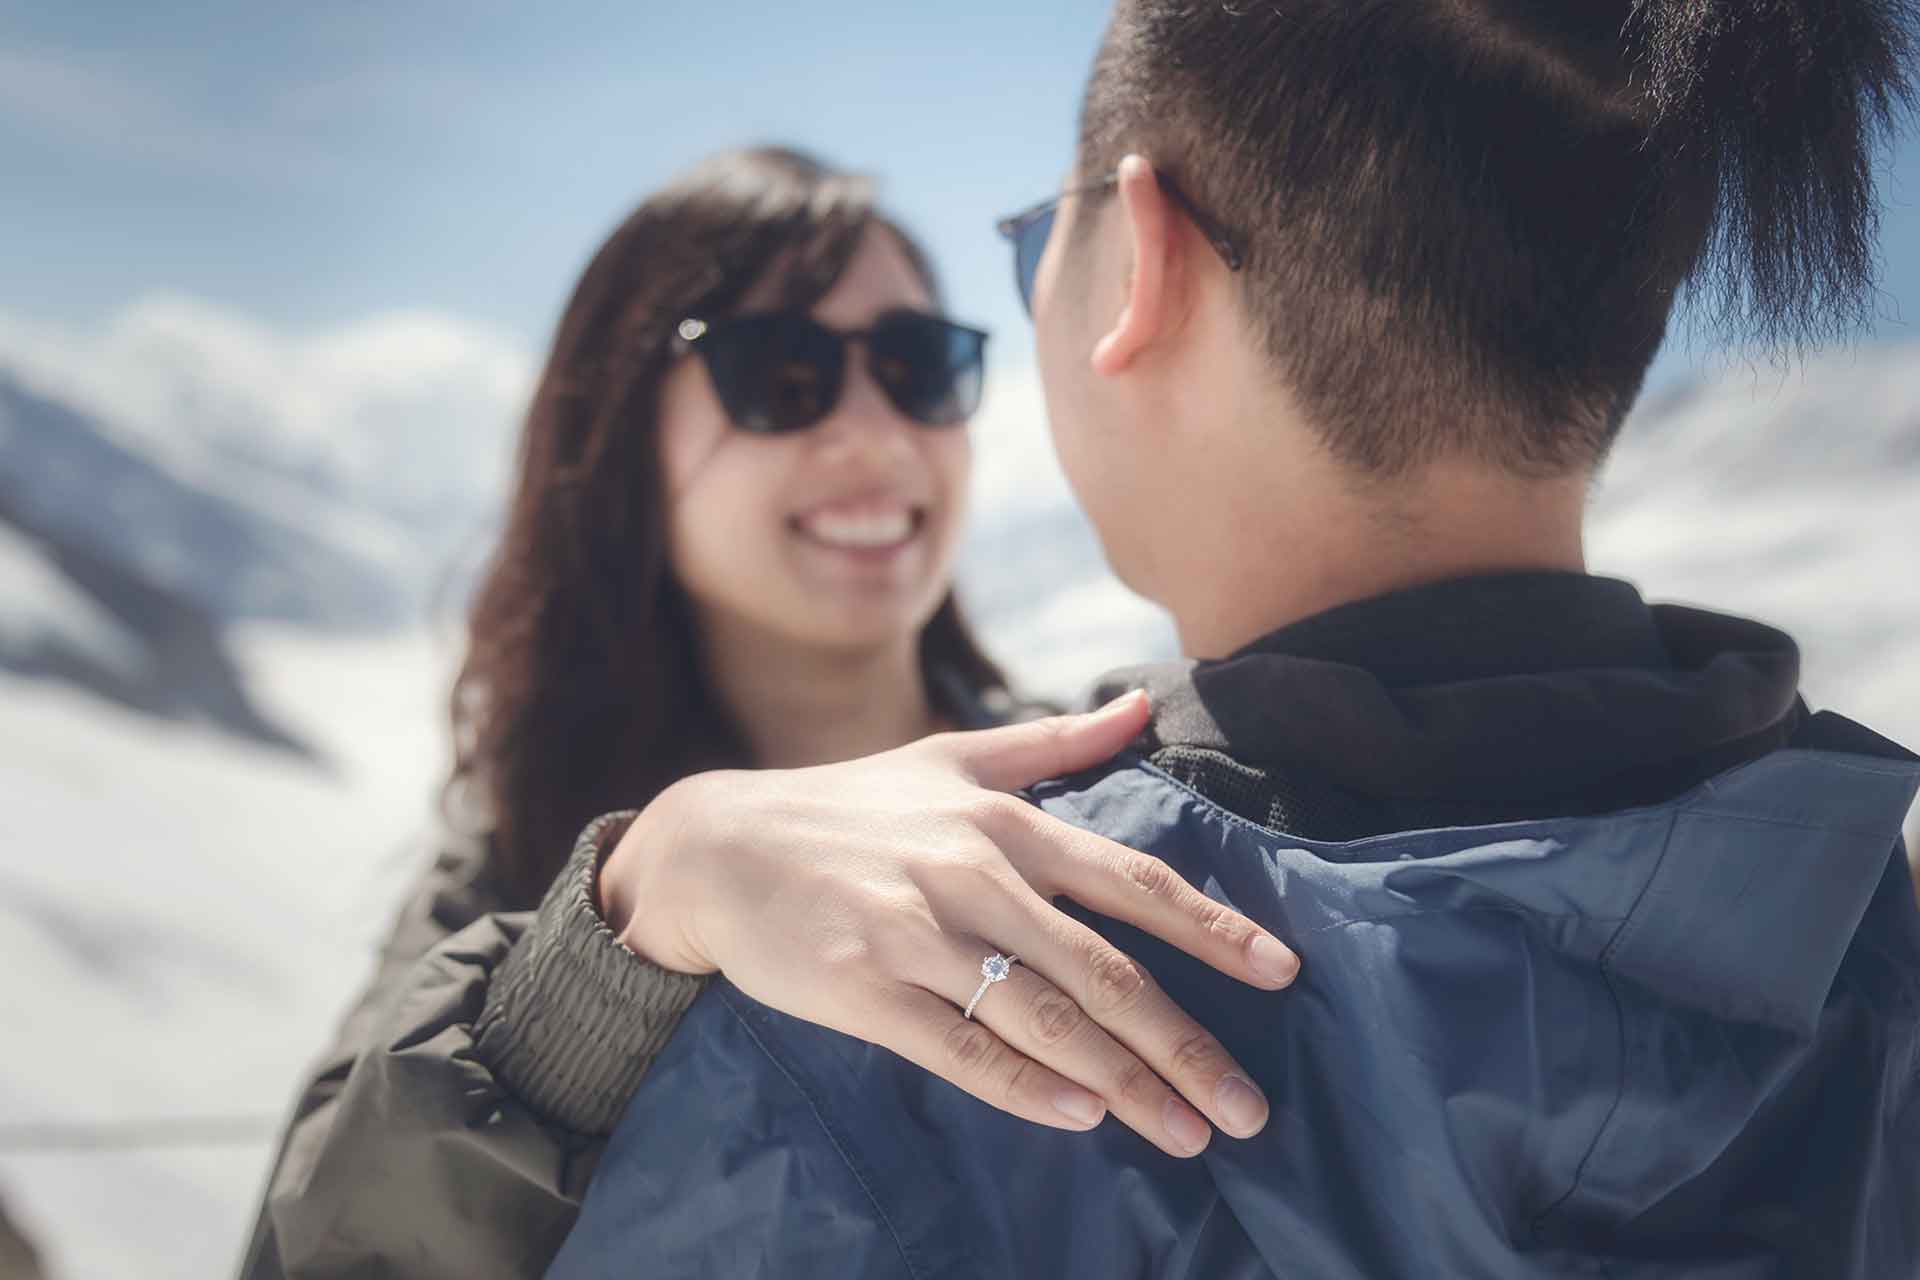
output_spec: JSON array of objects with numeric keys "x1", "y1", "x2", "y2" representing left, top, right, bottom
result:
[
  {"x1": 994, "y1": 172, "x2": 1244, "y2": 315},
  {"x1": 673, "y1": 307, "x2": 988, "y2": 435}
]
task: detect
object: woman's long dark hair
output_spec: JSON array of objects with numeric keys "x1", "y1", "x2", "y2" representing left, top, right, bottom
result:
[{"x1": 447, "y1": 146, "x2": 1009, "y2": 907}]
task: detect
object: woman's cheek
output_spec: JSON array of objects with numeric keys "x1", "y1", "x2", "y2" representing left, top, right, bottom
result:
[
  {"x1": 673, "y1": 464, "x2": 768, "y2": 590},
  {"x1": 932, "y1": 432, "x2": 974, "y2": 547}
]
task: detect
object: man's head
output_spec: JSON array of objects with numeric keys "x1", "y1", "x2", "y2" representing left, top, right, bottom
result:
[{"x1": 1024, "y1": 0, "x2": 1914, "y2": 651}]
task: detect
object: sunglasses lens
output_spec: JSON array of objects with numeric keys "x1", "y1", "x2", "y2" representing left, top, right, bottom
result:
[
  {"x1": 868, "y1": 312, "x2": 986, "y2": 427},
  {"x1": 698, "y1": 313, "x2": 844, "y2": 433},
  {"x1": 1015, "y1": 206, "x2": 1056, "y2": 315}
]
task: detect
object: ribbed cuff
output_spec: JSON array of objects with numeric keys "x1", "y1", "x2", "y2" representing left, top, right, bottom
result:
[{"x1": 474, "y1": 811, "x2": 712, "y2": 1136}]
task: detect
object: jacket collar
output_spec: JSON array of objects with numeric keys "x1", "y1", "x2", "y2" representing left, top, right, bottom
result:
[{"x1": 1092, "y1": 572, "x2": 1813, "y2": 806}]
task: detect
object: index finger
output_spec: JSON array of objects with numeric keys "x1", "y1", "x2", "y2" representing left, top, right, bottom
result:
[
  {"x1": 1002, "y1": 802, "x2": 1301, "y2": 991},
  {"x1": 942, "y1": 691, "x2": 1152, "y2": 793}
]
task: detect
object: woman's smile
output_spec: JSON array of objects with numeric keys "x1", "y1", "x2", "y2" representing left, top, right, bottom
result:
[{"x1": 788, "y1": 493, "x2": 933, "y2": 581}]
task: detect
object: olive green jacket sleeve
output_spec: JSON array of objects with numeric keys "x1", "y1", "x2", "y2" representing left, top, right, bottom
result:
[{"x1": 237, "y1": 813, "x2": 711, "y2": 1280}]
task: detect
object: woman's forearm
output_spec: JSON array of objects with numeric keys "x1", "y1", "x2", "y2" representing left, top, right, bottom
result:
[{"x1": 246, "y1": 911, "x2": 581, "y2": 1280}]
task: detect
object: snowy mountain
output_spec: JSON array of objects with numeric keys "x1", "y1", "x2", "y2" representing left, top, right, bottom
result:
[
  {"x1": 0, "y1": 360, "x2": 515, "y2": 753},
  {"x1": 0, "y1": 371, "x2": 426, "y2": 754},
  {"x1": 0, "y1": 338, "x2": 1917, "y2": 1279},
  {"x1": 0, "y1": 372, "x2": 453, "y2": 631},
  {"x1": 0, "y1": 296, "x2": 528, "y2": 572},
  {"x1": 0, "y1": 487, "x2": 308, "y2": 756},
  {"x1": 0, "y1": 624, "x2": 454, "y2": 1280}
]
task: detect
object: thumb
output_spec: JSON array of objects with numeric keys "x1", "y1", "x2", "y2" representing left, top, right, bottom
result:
[{"x1": 949, "y1": 690, "x2": 1151, "y2": 792}]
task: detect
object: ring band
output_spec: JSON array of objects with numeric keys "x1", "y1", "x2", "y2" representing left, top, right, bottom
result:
[{"x1": 963, "y1": 952, "x2": 1019, "y2": 1020}]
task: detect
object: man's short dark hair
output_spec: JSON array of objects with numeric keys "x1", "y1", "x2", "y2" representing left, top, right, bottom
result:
[{"x1": 1079, "y1": 0, "x2": 1917, "y2": 474}]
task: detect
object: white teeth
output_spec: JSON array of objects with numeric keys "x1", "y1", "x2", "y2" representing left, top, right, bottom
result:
[{"x1": 800, "y1": 508, "x2": 916, "y2": 549}]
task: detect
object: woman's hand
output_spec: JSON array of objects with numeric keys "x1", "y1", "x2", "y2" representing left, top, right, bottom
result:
[{"x1": 598, "y1": 692, "x2": 1299, "y2": 1159}]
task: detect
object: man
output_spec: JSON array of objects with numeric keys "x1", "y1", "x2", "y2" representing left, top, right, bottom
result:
[{"x1": 553, "y1": 2, "x2": 1920, "y2": 1275}]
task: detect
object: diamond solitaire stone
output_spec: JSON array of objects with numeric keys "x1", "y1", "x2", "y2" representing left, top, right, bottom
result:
[{"x1": 964, "y1": 953, "x2": 1019, "y2": 1020}]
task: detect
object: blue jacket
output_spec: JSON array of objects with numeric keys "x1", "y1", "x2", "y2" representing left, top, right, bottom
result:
[
  {"x1": 554, "y1": 745, "x2": 1919, "y2": 1278},
  {"x1": 554, "y1": 578, "x2": 1920, "y2": 1278}
]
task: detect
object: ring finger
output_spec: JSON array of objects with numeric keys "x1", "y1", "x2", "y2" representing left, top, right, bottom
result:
[{"x1": 932, "y1": 936, "x2": 1218, "y2": 1159}]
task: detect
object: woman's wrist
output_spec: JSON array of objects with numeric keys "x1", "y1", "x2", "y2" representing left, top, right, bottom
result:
[
  {"x1": 474, "y1": 811, "x2": 714, "y2": 1135},
  {"x1": 597, "y1": 775, "x2": 721, "y2": 976}
]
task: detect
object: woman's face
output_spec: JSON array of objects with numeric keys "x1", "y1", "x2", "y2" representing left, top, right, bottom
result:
[{"x1": 658, "y1": 225, "x2": 974, "y2": 657}]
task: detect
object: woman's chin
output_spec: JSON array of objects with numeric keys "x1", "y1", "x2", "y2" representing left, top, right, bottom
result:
[{"x1": 764, "y1": 580, "x2": 952, "y2": 655}]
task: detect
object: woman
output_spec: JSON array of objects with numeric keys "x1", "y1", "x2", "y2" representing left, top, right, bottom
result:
[{"x1": 243, "y1": 146, "x2": 1291, "y2": 1279}]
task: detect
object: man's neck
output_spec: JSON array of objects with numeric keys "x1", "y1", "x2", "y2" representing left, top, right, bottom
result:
[
  {"x1": 697, "y1": 614, "x2": 941, "y2": 769},
  {"x1": 1162, "y1": 451, "x2": 1591, "y2": 660}
]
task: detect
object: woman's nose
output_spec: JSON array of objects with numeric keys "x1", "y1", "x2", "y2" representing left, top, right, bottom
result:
[{"x1": 814, "y1": 352, "x2": 916, "y2": 454}]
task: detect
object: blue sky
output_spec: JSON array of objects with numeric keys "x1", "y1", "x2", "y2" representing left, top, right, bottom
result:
[
  {"x1": 4, "y1": 0, "x2": 1918, "y2": 390},
  {"x1": 0, "y1": 3, "x2": 1108, "y2": 354}
]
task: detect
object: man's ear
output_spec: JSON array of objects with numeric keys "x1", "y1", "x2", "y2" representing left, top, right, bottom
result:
[{"x1": 1091, "y1": 154, "x2": 1179, "y2": 377}]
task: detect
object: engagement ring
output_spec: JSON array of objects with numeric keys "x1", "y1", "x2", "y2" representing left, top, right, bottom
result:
[{"x1": 963, "y1": 952, "x2": 1019, "y2": 1020}]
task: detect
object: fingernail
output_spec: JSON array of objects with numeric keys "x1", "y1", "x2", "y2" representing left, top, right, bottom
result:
[
  {"x1": 1251, "y1": 935, "x2": 1300, "y2": 987},
  {"x1": 1096, "y1": 689, "x2": 1146, "y2": 715},
  {"x1": 1054, "y1": 1087, "x2": 1106, "y2": 1128},
  {"x1": 1164, "y1": 1097, "x2": 1211, "y2": 1155},
  {"x1": 1214, "y1": 1075, "x2": 1268, "y2": 1138}
]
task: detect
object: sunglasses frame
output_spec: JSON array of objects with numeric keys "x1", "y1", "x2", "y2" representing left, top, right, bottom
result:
[
  {"x1": 673, "y1": 307, "x2": 989, "y2": 435},
  {"x1": 995, "y1": 171, "x2": 1244, "y2": 313}
]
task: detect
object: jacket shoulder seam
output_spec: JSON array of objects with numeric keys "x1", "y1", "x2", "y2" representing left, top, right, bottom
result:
[{"x1": 1528, "y1": 805, "x2": 1683, "y2": 1238}]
